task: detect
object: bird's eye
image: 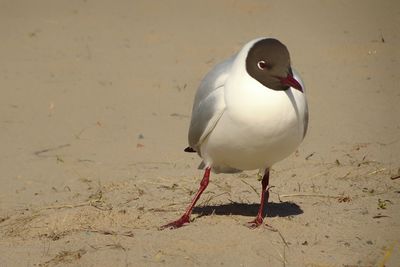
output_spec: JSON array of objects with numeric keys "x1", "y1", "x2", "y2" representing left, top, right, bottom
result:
[{"x1": 257, "y1": 60, "x2": 271, "y2": 70}]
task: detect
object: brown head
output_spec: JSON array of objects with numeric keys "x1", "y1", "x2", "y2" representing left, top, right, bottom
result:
[{"x1": 245, "y1": 38, "x2": 302, "y2": 92}]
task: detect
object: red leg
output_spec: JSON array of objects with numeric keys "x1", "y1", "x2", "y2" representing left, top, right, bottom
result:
[
  {"x1": 248, "y1": 169, "x2": 270, "y2": 228},
  {"x1": 160, "y1": 167, "x2": 211, "y2": 229}
]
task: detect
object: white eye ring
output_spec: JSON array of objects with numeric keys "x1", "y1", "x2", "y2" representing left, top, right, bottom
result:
[{"x1": 257, "y1": 60, "x2": 267, "y2": 70}]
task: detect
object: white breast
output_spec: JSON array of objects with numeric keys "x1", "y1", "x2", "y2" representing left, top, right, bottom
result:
[{"x1": 200, "y1": 69, "x2": 307, "y2": 171}]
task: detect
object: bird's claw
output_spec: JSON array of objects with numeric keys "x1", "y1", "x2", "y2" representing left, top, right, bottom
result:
[
  {"x1": 160, "y1": 214, "x2": 190, "y2": 230},
  {"x1": 247, "y1": 216, "x2": 263, "y2": 229}
]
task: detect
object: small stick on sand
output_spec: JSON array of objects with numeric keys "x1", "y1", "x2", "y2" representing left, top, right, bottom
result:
[
  {"x1": 199, "y1": 192, "x2": 230, "y2": 207},
  {"x1": 33, "y1": 144, "x2": 71, "y2": 157},
  {"x1": 265, "y1": 224, "x2": 289, "y2": 248},
  {"x1": 40, "y1": 202, "x2": 91, "y2": 210},
  {"x1": 367, "y1": 168, "x2": 386, "y2": 176},
  {"x1": 240, "y1": 179, "x2": 259, "y2": 196},
  {"x1": 280, "y1": 193, "x2": 341, "y2": 199},
  {"x1": 83, "y1": 228, "x2": 134, "y2": 237}
]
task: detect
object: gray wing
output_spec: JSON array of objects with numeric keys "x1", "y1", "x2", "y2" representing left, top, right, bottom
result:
[
  {"x1": 292, "y1": 69, "x2": 309, "y2": 139},
  {"x1": 302, "y1": 103, "x2": 309, "y2": 139},
  {"x1": 188, "y1": 56, "x2": 234, "y2": 151}
]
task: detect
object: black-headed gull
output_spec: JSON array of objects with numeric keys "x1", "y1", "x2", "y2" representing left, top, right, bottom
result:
[{"x1": 162, "y1": 37, "x2": 308, "y2": 229}]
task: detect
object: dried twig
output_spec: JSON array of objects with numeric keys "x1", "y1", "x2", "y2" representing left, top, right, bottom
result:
[
  {"x1": 273, "y1": 244, "x2": 287, "y2": 267},
  {"x1": 269, "y1": 188, "x2": 282, "y2": 202},
  {"x1": 240, "y1": 179, "x2": 259, "y2": 196},
  {"x1": 33, "y1": 144, "x2": 71, "y2": 158},
  {"x1": 373, "y1": 215, "x2": 390, "y2": 219},
  {"x1": 338, "y1": 171, "x2": 352, "y2": 179},
  {"x1": 367, "y1": 168, "x2": 386, "y2": 176},
  {"x1": 199, "y1": 192, "x2": 230, "y2": 207},
  {"x1": 40, "y1": 202, "x2": 91, "y2": 210},
  {"x1": 305, "y1": 152, "x2": 315, "y2": 160},
  {"x1": 390, "y1": 175, "x2": 400, "y2": 180},
  {"x1": 280, "y1": 193, "x2": 341, "y2": 199},
  {"x1": 310, "y1": 171, "x2": 330, "y2": 179},
  {"x1": 379, "y1": 242, "x2": 396, "y2": 267},
  {"x1": 265, "y1": 224, "x2": 289, "y2": 247},
  {"x1": 83, "y1": 228, "x2": 134, "y2": 237},
  {"x1": 39, "y1": 249, "x2": 86, "y2": 266}
]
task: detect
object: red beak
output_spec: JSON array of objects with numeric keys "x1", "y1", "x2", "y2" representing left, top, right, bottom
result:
[{"x1": 279, "y1": 74, "x2": 303, "y2": 92}]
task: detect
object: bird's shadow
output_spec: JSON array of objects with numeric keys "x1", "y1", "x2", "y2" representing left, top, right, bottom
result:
[{"x1": 192, "y1": 201, "x2": 302, "y2": 218}]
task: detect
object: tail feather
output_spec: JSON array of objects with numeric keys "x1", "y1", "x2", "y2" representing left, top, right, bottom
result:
[{"x1": 184, "y1": 147, "x2": 196, "y2": 153}]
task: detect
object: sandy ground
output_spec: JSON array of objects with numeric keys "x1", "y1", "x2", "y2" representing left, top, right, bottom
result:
[{"x1": 1, "y1": 0, "x2": 400, "y2": 266}]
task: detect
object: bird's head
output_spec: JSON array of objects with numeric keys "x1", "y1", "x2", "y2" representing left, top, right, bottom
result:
[{"x1": 245, "y1": 38, "x2": 303, "y2": 92}]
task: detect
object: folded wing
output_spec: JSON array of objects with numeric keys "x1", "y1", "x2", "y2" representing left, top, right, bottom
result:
[{"x1": 188, "y1": 56, "x2": 234, "y2": 152}]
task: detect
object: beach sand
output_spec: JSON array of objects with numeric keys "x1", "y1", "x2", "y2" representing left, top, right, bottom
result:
[{"x1": 1, "y1": 0, "x2": 399, "y2": 266}]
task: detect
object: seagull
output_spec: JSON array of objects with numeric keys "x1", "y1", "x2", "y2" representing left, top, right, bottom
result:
[{"x1": 161, "y1": 37, "x2": 308, "y2": 229}]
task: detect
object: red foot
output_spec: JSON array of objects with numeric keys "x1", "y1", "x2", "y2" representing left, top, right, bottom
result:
[
  {"x1": 247, "y1": 216, "x2": 263, "y2": 229},
  {"x1": 160, "y1": 168, "x2": 211, "y2": 230},
  {"x1": 247, "y1": 169, "x2": 270, "y2": 229},
  {"x1": 160, "y1": 214, "x2": 190, "y2": 230}
]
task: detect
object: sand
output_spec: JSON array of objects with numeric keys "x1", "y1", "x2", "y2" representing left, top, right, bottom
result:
[{"x1": 1, "y1": 0, "x2": 399, "y2": 266}]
